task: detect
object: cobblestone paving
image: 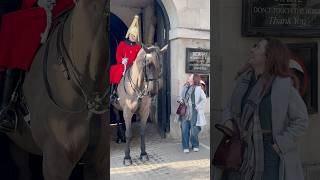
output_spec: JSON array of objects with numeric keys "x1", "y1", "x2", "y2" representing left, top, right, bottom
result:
[{"x1": 110, "y1": 122, "x2": 210, "y2": 180}]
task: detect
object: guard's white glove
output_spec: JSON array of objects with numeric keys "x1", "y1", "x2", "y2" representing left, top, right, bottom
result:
[{"x1": 122, "y1": 57, "x2": 128, "y2": 65}]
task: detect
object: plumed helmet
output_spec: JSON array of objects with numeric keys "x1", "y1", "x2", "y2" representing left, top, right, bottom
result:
[{"x1": 126, "y1": 15, "x2": 140, "y2": 42}]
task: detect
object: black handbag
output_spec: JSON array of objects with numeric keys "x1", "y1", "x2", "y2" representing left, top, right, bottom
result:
[
  {"x1": 176, "y1": 86, "x2": 193, "y2": 116},
  {"x1": 176, "y1": 103, "x2": 187, "y2": 116}
]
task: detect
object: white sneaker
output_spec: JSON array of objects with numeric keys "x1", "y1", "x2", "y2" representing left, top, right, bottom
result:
[
  {"x1": 183, "y1": 149, "x2": 189, "y2": 153},
  {"x1": 193, "y1": 147, "x2": 199, "y2": 152}
]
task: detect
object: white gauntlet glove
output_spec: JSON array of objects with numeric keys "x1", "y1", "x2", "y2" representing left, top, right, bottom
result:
[
  {"x1": 122, "y1": 58, "x2": 128, "y2": 76},
  {"x1": 122, "y1": 57, "x2": 128, "y2": 65}
]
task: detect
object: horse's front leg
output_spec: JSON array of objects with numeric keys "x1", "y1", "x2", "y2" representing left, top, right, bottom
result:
[
  {"x1": 123, "y1": 109, "x2": 133, "y2": 166},
  {"x1": 83, "y1": 114, "x2": 108, "y2": 180},
  {"x1": 42, "y1": 144, "x2": 76, "y2": 180},
  {"x1": 139, "y1": 103, "x2": 150, "y2": 162}
]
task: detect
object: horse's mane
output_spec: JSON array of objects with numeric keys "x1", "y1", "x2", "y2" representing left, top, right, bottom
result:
[{"x1": 135, "y1": 48, "x2": 146, "y2": 63}]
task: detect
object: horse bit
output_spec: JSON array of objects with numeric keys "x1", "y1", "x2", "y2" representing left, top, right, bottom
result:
[{"x1": 125, "y1": 53, "x2": 161, "y2": 100}]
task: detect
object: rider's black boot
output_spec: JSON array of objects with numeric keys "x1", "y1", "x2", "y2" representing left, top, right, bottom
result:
[
  {"x1": 0, "y1": 70, "x2": 5, "y2": 104},
  {"x1": 110, "y1": 84, "x2": 119, "y2": 102},
  {"x1": 0, "y1": 69, "x2": 25, "y2": 132}
]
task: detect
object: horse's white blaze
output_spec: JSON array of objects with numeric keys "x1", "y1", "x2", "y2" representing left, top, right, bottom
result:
[{"x1": 145, "y1": 54, "x2": 152, "y2": 59}]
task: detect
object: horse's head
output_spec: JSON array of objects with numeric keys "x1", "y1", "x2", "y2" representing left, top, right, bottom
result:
[{"x1": 134, "y1": 44, "x2": 168, "y2": 97}]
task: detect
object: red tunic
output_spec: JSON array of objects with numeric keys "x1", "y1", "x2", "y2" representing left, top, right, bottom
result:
[
  {"x1": 21, "y1": 0, "x2": 37, "y2": 9},
  {"x1": 0, "y1": 0, "x2": 75, "y2": 71},
  {"x1": 110, "y1": 40, "x2": 141, "y2": 84}
]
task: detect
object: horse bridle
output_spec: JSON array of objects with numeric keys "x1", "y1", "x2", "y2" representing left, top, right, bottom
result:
[
  {"x1": 43, "y1": 5, "x2": 108, "y2": 114},
  {"x1": 124, "y1": 53, "x2": 161, "y2": 99}
]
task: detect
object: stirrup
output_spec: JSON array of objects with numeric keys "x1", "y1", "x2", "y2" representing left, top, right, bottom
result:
[
  {"x1": 0, "y1": 108, "x2": 18, "y2": 132},
  {"x1": 110, "y1": 97, "x2": 119, "y2": 103},
  {"x1": 19, "y1": 94, "x2": 30, "y2": 116}
]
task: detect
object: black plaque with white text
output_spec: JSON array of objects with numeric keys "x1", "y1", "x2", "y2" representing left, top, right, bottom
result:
[
  {"x1": 185, "y1": 48, "x2": 210, "y2": 74},
  {"x1": 242, "y1": 0, "x2": 320, "y2": 37}
]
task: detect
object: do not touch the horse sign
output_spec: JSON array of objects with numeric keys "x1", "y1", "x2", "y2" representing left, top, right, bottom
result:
[{"x1": 185, "y1": 48, "x2": 210, "y2": 74}]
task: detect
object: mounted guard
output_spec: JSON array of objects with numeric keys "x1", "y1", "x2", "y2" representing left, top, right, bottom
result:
[
  {"x1": 110, "y1": 15, "x2": 141, "y2": 102},
  {"x1": 0, "y1": 0, "x2": 75, "y2": 132},
  {"x1": 0, "y1": 0, "x2": 109, "y2": 179}
]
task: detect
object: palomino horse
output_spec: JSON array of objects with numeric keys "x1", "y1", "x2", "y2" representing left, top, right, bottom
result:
[
  {"x1": 112, "y1": 44, "x2": 168, "y2": 165},
  {"x1": 4, "y1": 0, "x2": 109, "y2": 179}
]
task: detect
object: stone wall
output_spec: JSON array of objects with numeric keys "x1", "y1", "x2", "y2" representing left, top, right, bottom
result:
[
  {"x1": 165, "y1": 0, "x2": 211, "y2": 140},
  {"x1": 169, "y1": 37, "x2": 210, "y2": 140}
]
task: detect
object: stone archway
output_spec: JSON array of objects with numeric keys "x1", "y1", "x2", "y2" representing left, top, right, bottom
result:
[
  {"x1": 109, "y1": 13, "x2": 127, "y2": 65},
  {"x1": 110, "y1": 0, "x2": 174, "y2": 137}
]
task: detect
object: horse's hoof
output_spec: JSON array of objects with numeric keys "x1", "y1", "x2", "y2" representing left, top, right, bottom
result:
[
  {"x1": 140, "y1": 154, "x2": 149, "y2": 162},
  {"x1": 123, "y1": 158, "x2": 132, "y2": 166}
]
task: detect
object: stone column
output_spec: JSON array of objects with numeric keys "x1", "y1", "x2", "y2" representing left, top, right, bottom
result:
[{"x1": 143, "y1": 3, "x2": 156, "y2": 45}]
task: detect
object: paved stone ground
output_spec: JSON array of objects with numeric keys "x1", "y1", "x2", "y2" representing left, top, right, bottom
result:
[{"x1": 110, "y1": 122, "x2": 210, "y2": 180}]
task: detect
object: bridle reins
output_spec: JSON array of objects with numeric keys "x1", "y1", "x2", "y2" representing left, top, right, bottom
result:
[
  {"x1": 123, "y1": 52, "x2": 162, "y2": 100},
  {"x1": 43, "y1": 4, "x2": 108, "y2": 114}
]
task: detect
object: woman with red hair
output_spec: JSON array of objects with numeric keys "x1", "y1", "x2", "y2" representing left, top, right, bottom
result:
[
  {"x1": 215, "y1": 38, "x2": 309, "y2": 180},
  {"x1": 177, "y1": 74, "x2": 207, "y2": 153}
]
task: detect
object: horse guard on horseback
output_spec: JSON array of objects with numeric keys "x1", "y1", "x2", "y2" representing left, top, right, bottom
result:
[
  {"x1": 110, "y1": 15, "x2": 168, "y2": 166},
  {"x1": 0, "y1": 0, "x2": 110, "y2": 179}
]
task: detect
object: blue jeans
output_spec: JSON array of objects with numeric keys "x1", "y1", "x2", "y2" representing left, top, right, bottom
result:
[
  {"x1": 263, "y1": 134, "x2": 280, "y2": 180},
  {"x1": 180, "y1": 108, "x2": 201, "y2": 149}
]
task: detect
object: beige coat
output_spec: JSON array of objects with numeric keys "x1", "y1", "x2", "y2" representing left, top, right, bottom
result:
[
  {"x1": 178, "y1": 85, "x2": 207, "y2": 126},
  {"x1": 194, "y1": 86, "x2": 207, "y2": 126},
  {"x1": 220, "y1": 77, "x2": 309, "y2": 180}
]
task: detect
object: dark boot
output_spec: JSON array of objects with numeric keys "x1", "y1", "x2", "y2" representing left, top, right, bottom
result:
[
  {"x1": 0, "y1": 69, "x2": 25, "y2": 132},
  {"x1": 110, "y1": 84, "x2": 119, "y2": 102},
  {"x1": 0, "y1": 70, "x2": 5, "y2": 104}
]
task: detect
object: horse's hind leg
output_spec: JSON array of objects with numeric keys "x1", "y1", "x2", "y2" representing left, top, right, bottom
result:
[
  {"x1": 114, "y1": 109, "x2": 125, "y2": 143},
  {"x1": 117, "y1": 121, "x2": 126, "y2": 143},
  {"x1": 123, "y1": 110, "x2": 133, "y2": 166}
]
